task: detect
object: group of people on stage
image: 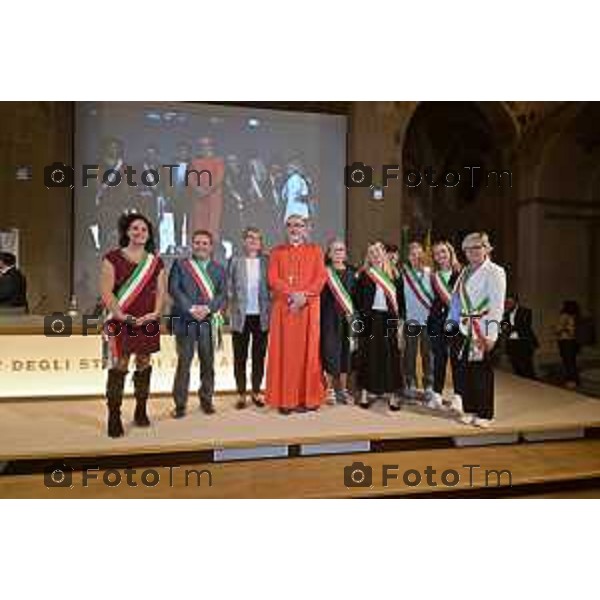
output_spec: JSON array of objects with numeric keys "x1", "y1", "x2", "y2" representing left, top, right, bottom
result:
[{"x1": 99, "y1": 211, "x2": 506, "y2": 438}]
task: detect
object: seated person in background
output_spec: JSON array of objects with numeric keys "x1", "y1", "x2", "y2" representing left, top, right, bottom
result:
[
  {"x1": 0, "y1": 252, "x2": 27, "y2": 310},
  {"x1": 503, "y1": 293, "x2": 538, "y2": 379}
]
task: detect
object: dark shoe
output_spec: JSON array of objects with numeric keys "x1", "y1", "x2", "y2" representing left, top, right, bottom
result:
[
  {"x1": 106, "y1": 368, "x2": 126, "y2": 438},
  {"x1": 200, "y1": 399, "x2": 215, "y2": 414},
  {"x1": 133, "y1": 367, "x2": 152, "y2": 427},
  {"x1": 108, "y1": 411, "x2": 125, "y2": 438},
  {"x1": 278, "y1": 407, "x2": 292, "y2": 416},
  {"x1": 388, "y1": 395, "x2": 402, "y2": 412},
  {"x1": 235, "y1": 395, "x2": 247, "y2": 410},
  {"x1": 172, "y1": 407, "x2": 186, "y2": 419},
  {"x1": 251, "y1": 392, "x2": 265, "y2": 408}
]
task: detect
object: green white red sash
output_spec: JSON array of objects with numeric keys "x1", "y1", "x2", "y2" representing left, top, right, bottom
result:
[
  {"x1": 183, "y1": 257, "x2": 224, "y2": 350},
  {"x1": 114, "y1": 252, "x2": 160, "y2": 313},
  {"x1": 326, "y1": 266, "x2": 354, "y2": 317},
  {"x1": 103, "y1": 252, "x2": 160, "y2": 364},
  {"x1": 366, "y1": 266, "x2": 399, "y2": 316},
  {"x1": 431, "y1": 270, "x2": 453, "y2": 306},
  {"x1": 185, "y1": 257, "x2": 215, "y2": 301},
  {"x1": 402, "y1": 264, "x2": 433, "y2": 310},
  {"x1": 457, "y1": 267, "x2": 490, "y2": 356}
]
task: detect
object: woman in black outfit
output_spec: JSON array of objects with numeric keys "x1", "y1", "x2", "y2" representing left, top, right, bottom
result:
[
  {"x1": 320, "y1": 239, "x2": 357, "y2": 404},
  {"x1": 354, "y1": 242, "x2": 405, "y2": 411}
]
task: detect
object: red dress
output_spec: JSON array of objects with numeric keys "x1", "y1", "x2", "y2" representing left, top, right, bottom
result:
[
  {"x1": 104, "y1": 249, "x2": 164, "y2": 356},
  {"x1": 265, "y1": 243, "x2": 327, "y2": 409}
]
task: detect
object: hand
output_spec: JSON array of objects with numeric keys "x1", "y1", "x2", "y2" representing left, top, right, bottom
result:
[
  {"x1": 191, "y1": 305, "x2": 210, "y2": 321},
  {"x1": 135, "y1": 312, "x2": 160, "y2": 327},
  {"x1": 476, "y1": 337, "x2": 496, "y2": 353}
]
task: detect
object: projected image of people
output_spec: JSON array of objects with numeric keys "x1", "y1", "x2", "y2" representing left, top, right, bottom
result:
[{"x1": 74, "y1": 102, "x2": 346, "y2": 311}]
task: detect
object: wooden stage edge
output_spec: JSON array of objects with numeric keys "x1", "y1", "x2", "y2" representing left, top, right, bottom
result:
[{"x1": 2, "y1": 372, "x2": 600, "y2": 497}]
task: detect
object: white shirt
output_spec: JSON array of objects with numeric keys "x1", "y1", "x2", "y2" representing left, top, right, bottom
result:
[
  {"x1": 509, "y1": 307, "x2": 519, "y2": 339},
  {"x1": 403, "y1": 265, "x2": 433, "y2": 325},
  {"x1": 372, "y1": 285, "x2": 388, "y2": 311},
  {"x1": 245, "y1": 257, "x2": 260, "y2": 315}
]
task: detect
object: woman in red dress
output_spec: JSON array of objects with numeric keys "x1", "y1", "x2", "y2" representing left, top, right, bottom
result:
[{"x1": 100, "y1": 213, "x2": 167, "y2": 437}]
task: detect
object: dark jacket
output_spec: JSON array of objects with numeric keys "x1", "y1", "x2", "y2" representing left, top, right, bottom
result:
[
  {"x1": 0, "y1": 267, "x2": 27, "y2": 309},
  {"x1": 503, "y1": 306, "x2": 539, "y2": 350},
  {"x1": 168, "y1": 257, "x2": 226, "y2": 337},
  {"x1": 354, "y1": 269, "x2": 406, "y2": 320}
]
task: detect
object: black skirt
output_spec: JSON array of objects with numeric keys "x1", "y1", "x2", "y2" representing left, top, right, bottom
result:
[{"x1": 356, "y1": 310, "x2": 403, "y2": 395}]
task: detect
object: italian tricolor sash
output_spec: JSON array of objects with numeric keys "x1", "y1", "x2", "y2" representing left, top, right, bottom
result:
[
  {"x1": 457, "y1": 267, "x2": 490, "y2": 353},
  {"x1": 103, "y1": 251, "x2": 160, "y2": 365},
  {"x1": 114, "y1": 252, "x2": 160, "y2": 313},
  {"x1": 366, "y1": 266, "x2": 399, "y2": 316},
  {"x1": 431, "y1": 270, "x2": 453, "y2": 306},
  {"x1": 326, "y1": 266, "x2": 354, "y2": 317},
  {"x1": 184, "y1": 257, "x2": 223, "y2": 351},
  {"x1": 185, "y1": 257, "x2": 215, "y2": 301},
  {"x1": 402, "y1": 264, "x2": 433, "y2": 310}
]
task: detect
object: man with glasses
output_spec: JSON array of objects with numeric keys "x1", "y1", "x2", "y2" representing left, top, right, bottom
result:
[
  {"x1": 265, "y1": 214, "x2": 327, "y2": 414},
  {"x1": 449, "y1": 232, "x2": 506, "y2": 428}
]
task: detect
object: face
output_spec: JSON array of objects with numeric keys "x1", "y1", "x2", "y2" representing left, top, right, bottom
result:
[
  {"x1": 367, "y1": 245, "x2": 383, "y2": 266},
  {"x1": 463, "y1": 240, "x2": 487, "y2": 266},
  {"x1": 408, "y1": 245, "x2": 423, "y2": 268},
  {"x1": 176, "y1": 144, "x2": 191, "y2": 162},
  {"x1": 387, "y1": 250, "x2": 399, "y2": 265},
  {"x1": 244, "y1": 231, "x2": 262, "y2": 254},
  {"x1": 433, "y1": 244, "x2": 451, "y2": 269},
  {"x1": 127, "y1": 219, "x2": 149, "y2": 246},
  {"x1": 192, "y1": 234, "x2": 213, "y2": 259},
  {"x1": 329, "y1": 241, "x2": 347, "y2": 263},
  {"x1": 286, "y1": 217, "x2": 307, "y2": 244},
  {"x1": 505, "y1": 297, "x2": 516, "y2": 312}
]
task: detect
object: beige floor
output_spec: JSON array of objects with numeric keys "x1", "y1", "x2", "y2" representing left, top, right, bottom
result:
[{"x1": 1, "y1": 371, "x2": 600, "y2": 461}]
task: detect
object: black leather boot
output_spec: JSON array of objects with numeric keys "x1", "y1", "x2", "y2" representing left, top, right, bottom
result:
[
  {"x1": 106, "y1": 369, "x2": 126, "y2": 438},
  {"x1": 133, "y1": 366, "x2": 152, "y2": 427}
]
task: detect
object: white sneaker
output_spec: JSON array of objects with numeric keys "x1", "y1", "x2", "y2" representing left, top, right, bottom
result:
[
  {"x1": 449, "y1": 394, "x2": 464, "y2": 414},
  {"x1": 459, "y1": 413, "x2": 475, "y2": 425},
  {"x1": 472, "y1": 417, "x2": 494, "y2": 429},
  {"x1": 326, "y1": 388, "x2": 336, "y2": 405},
  {"x1": 404, "y1": 386, "x2": 419, "y2": 401},
  {"x1": 425, "y1": 392, "x2": 443, "y2": 410}
]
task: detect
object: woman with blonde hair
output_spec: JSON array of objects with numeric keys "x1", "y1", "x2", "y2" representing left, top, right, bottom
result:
[
  {"x1": 426, "y1": 240, "x2": 462, "y2": 411},
  {"x1": 354, "y1": 242, "x2": 405, "y2": 410},
  {"x1": 449, "y1": 232, "x2": 506, "y2": 427}
]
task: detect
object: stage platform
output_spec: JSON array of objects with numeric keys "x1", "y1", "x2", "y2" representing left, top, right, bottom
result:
[{"x1": 1, "y1": 371, "x2": 600, "y2": 498}]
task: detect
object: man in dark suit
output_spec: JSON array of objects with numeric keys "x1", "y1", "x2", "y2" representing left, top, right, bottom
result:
[
  {"x1": 0, "y1": 252, "x2": 27, "y2": 310},
  {"x1": 503, "y1": 293, "x2": 538, "y2": 379},
  {"x1": 168, "y1": 229, "x2": 226, "y2": 417}
]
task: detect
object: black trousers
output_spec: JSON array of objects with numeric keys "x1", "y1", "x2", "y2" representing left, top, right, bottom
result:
[
  {"x1": 558, "y1": 339, "x2": 580, "y2": 385},
  {"x1": 506, "y1": 340, "x2": 536, "y2": 379},
  {"x1": 231, "y1": 315, "x2": 268, "y2": 395},
  {"x1": 429, "y1": 329, "x2": 460, "y2": 394},
  {"x1": 454, "y1": 336, "x2": 495, "y2": 419}
]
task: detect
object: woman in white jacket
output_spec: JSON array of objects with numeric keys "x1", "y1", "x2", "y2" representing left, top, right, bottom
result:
[{"x1": 449, "y1": 232, "x2": 506, "y2": 428}]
